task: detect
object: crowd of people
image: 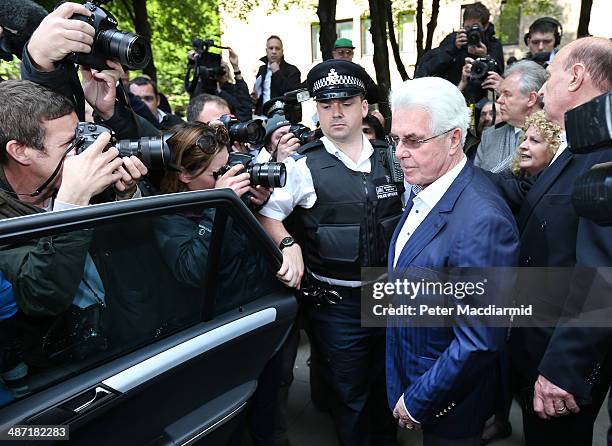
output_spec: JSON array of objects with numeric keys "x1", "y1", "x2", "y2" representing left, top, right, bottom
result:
[{"x1": 0, "y1": 0, "x2": 611, "y2": 445}]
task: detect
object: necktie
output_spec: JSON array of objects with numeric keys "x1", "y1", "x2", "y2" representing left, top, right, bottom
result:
[{"x1": 411, "y1": 184, "x2": 423, "y2": 196}]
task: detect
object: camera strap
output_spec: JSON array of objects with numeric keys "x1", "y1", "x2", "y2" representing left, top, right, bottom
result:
[{"x1": 30, "y1": 138, "x2": 83, "y2": 197}]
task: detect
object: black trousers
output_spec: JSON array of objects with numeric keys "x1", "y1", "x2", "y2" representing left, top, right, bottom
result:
[{"x1": 306, "y1": 285, "x2": 397, "y2": 446}]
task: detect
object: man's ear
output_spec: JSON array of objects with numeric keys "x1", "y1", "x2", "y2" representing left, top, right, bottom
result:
[
  {"x1": 5, "y1": 140, "x2": 34, "y2": 166},
  {"x1": 568, "y1": 63, "x2": 586, "y2": 92},
  {"x1": 449, "y1": 129, "x2": 463, "y2": 155},
  {"x1": 361, "y1": 98, "x2": 369, "y2": 118},
  {"x1": 156, "y1": 94, "x2": 161, "y2": 108},
  {"x1": 526, "y1": 91, "x2": 539, "y2": 108}
]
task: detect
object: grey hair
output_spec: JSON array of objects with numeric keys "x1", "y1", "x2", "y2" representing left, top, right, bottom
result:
[
  {"x1": 503, "y1": 60, "x2": 548, "y2": 100},
  {"x1": 390, "y1": 77, "x2": 471, "y2": 146}
]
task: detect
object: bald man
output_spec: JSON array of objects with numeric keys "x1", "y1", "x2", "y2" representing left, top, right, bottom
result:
[{"x1": 492, "y1": 37, "x2": 612, "y2": 446}]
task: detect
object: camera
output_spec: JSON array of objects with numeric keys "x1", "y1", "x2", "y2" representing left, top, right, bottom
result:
[
  {"x1": 68, "y1": 0, "x2": 151, "y2": 71},
  {"x1": 219, "y1": 114, "x2": 265, "y2": 146},
  {"x1": 283, "y1": 89, "x2": 311, "y2": 124},
  {"x1": 469, "y1": 57, "x2": 499, "y2": 87},
  {"x1": 566, "y1": 91, "x2": 612, "y2": 226},
  {"x1": 465, "y1": 23, "x2": 484, "y2": 47},
  {"x1": 74, "y1": 122, "x2": 173, "y2": 173},
  {"x1": 216, "y1": 152, "x2": 287, "y2": 188},
  {"x1": 288, "y1": 124, "x2": 322, "y2": 145},
  {"x1": 185, "y1": 38, "x2": 226, "y2": 96}
]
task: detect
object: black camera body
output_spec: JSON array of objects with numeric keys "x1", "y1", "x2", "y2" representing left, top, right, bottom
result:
[
  {"x1": 68, "y1": 0, "x2": 151, "y2": 71},
  {"x1": 216, "y1": 152, "x2": 286, "y2": 188},
  {"x1": 466, "y1": 23, "x2": 484, "y2": 47},
  {"x1": 219, "y1": 114, "x2": 265, "y2": 146},
  {"x1": 74, "y1": 122, "x2": 172, "y2": 172},
  {"x1": 288, "y1": 124, "x2": 322, "y2": 146},
  {"x1": 185, "y1": 38, "x2": 225, "y2": 96},
  {"x1": 469, "y1": 57, "x2": 499, "y2": 87}
]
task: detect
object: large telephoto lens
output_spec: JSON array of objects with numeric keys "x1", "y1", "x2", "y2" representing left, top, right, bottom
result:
[
  {"x1": 97, "y1": 29, "x2": 151, "y2": 69},
  {"x1": 248, "y1": 162, "x2": 287, "y2": 188},
  {"x1": 228, "y1": 119, "x2": 265, "y2": 146},
  {"x1": 116, "y1": 133, "x2": 172, "y2": 172}
]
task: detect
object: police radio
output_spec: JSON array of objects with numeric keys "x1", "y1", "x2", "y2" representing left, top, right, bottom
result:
[{"x1": 383, "y1": 142, "x2": 404, "y2": 184}]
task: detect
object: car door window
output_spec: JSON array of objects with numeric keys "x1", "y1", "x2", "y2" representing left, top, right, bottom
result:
[{"x1": 0, "y1": 197, "x2": 282, "y2": 409}]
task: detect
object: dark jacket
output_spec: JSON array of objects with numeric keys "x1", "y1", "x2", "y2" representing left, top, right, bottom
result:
[
  {"x1": 415, "y1": 24, "x2": 504, "y2": 94},
  {"x1": 254, "y1": 56, "x2": 301, "y2": 115},
  {"x1": 220, "y1": 79, "x2": 253, "y2": 122},
  {"x1": 486, "y1": 147, "x2": 612, "y2": 403},
  {"x1": 20, "y1": 47, "x2": 151, "y2": 140}
]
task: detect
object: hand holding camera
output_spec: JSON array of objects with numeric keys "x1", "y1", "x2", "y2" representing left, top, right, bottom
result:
[
  {"x1": 455, "y1": 29, "x2": 468, "y2": 50},
  {"x1": 214, "y1": 163, "x2": 251, "y2": 198},
  {"x1": 80, "y1": 59, "x2": 124, "y2": 120},
  {"x1": 56, "y1": 132, "x2": 124, "y2": 206},
  {"x1": 276, "y1": 132, "x2": 300, "y2": 162},
  {"x1": 27, "y1": 2, "x2": 95, "y2": 72}
]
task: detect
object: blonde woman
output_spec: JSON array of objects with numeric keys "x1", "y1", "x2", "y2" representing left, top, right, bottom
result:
[{"x1": 511, "y1": 110, "x2": 562, "y2": 178}]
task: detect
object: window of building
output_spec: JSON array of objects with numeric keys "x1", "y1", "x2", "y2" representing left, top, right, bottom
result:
[
  {"x1": 361, "y1": 17, "x2": 374, "y2": 56},
  {"x1": 311, "y1": 20, "x2": 354, "y2": 62},
  {"x1": 399, "y1": 12, "x2": 416, "y2": 54}
]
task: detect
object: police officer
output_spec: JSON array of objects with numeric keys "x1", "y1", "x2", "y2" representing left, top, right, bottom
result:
[{"x1": 258, "y1": 59, "x2": 402, "y2": 446}]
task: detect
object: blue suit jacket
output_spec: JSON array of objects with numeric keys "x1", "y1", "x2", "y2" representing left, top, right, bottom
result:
[{"x1": 386, "y1": 162, "x2": 519, "y2": 438}]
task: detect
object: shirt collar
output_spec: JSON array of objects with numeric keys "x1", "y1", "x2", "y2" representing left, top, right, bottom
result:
[
  {"x1": 414, "y1": 156, "x2": 467, "y2": 209},
  {"x1": 549, "y1": 131, "x2": 567, "y2": 165},
  {"x1": 157, "y1": 108, "x2": 167, "y2": 122},
  {"x1": 320, "y1": 134, "x2": 374, "y2": 165}
]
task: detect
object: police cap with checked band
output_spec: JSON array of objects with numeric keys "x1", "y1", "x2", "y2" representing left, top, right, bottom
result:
[{"x1": 306, "y1": 59, "x2": 368, "y2": 101}]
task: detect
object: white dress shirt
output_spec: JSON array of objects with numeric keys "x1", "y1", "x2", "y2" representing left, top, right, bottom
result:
[
  {"x1": 262, "y1": 64, "x2": 273, "y2": 103},
  {"x1": 393, "y1": 157, "x2": 467, "y2": 267},
  {"x1": 259, "y1": 134, "x2": 374, "y2": 286},
  {"x1": 549, "y1": 131, "x2": 567, "y2": 165}
]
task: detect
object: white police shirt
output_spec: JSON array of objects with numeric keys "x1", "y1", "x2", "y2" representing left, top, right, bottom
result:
[{"x1": 259, "y1": 134, "x2": 374, "y2": 286}]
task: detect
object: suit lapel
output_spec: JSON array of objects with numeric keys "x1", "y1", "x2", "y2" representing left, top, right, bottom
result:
[
  {"x1": 388, "y1": 198, "x2": 414, "y2": 270},
  {"x1": 517, "y1": 149, "x2": 573, "y2": 232},
  {"x1": 394, "y1": 163, "x2": 473, "y2": 268}
]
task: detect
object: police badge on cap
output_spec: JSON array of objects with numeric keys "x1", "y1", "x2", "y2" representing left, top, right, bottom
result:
[{"x1": 306, "y1": 59, "x2": 368, "y2": 101}]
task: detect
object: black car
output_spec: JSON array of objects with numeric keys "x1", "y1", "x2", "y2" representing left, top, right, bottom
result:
[{"x1": 0, "y1": 189, "x2": 297, "y2": 445}]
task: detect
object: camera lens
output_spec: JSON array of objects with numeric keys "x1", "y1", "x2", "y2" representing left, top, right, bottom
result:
[
  {"x1": 116, "y1": 134, "x2": 172, "y2": 172},
  {"x1": 248, "y1": 162, "x2": 287, "y2": 188},
  {"x1": 97, "y1": 29, "x2": 151, "y2": 69},
  {"x1": 227, "y1": 120, "x2": 265, "y2": 145}
]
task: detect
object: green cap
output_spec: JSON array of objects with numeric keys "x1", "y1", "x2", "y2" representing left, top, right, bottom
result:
[{"x1": 334, "y1": 38, "x2": 355, "y2": 49}]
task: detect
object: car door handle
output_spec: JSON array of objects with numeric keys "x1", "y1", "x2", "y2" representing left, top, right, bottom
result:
[
  {"x1": 73, "y1": 387, "x2": 113, "y2": 413},
  {"x1": 26, "y1": 386, "x2": 117, "y2": 426}
]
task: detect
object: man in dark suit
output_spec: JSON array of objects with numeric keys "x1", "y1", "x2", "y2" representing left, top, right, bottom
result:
[
  {"x1": 386, "y1": 77, "x2": 519, "y2": 446},
  {"x1": 488, "y1": 37, "x2": 612, "y2": 445}
]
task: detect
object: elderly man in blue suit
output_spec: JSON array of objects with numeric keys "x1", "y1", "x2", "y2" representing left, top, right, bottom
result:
[{"x1": 386, "y1": 77, "x2": 520, "y2": 446}]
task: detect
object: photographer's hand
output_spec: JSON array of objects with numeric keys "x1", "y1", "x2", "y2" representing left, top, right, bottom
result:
[
  {"x1": 56, "y1": 132, "x2": 124, "y2": 206},
  {"x1": 114, "y1": 156, "x2": 148, "y2": 200},
  {"x1": 215, "y1": 164, "x2": 251, "y2": 197},
  {"x1": 81, "y1": 60, "x2": 124, "y2": 120},
  {"x1": 468, "y1": 42, "x2": 488, "y2": 57},
  {"x1": 455, "y1": 29, "x2": 468, "y2": 49},
  {"x1": 276, "y1": 132, "x2": 300, "y2": 162},
  {"x1": 249, "y1": 185, "x2": 272, "y2": 206},
  {"x1": 481, "y1": 71, "x2": 503, "y2": 94},
  {"x1": 27, "y1": 2, "x2": 95, "y2": 72},
  {"x1": 458, "y1": 57, "x2": 474, "y2": 91},
  {"x1": 228, "y1": 48, "x2": 240, "y2": 70}
]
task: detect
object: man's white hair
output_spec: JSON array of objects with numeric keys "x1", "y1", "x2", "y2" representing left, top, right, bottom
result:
[{"x1": 390, "y1": 77, "x2": 471, "y2": 146}]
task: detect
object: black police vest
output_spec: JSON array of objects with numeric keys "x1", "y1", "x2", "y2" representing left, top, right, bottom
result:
[{"x1": 290, "y1": 139, "x2": 404, "y2": 281}]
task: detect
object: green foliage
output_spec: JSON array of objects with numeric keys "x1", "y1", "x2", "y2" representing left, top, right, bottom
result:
[
  {"x1": 0, "y1": 59, "x2": 21, "y2": 81},
  {"x1": 521, "y1": 0, "x2": 562, "y2": 17},
  {"x1": 31, "y1": 0, "x2": 220, "y2": 115},
  {"x1": 106, "y1": 0, "x2": 221, "y2": 115}
]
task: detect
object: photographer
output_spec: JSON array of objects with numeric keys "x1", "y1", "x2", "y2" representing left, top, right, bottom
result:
[
  {"x1": 0, "y1": 80, "x2": 149, "y2": 369},
  {"x1": 415, "y1": 2, "x2": 504, "y2": 102},
  {"x1": 524, "y1": 17, "x2": 563, "y2": 66},
  {"x1": 21, "y1": 2, "x2": 152, "y2": 140},
  {"x1": 188, "y1": 47, "x2": 253, "y2": 122}
]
